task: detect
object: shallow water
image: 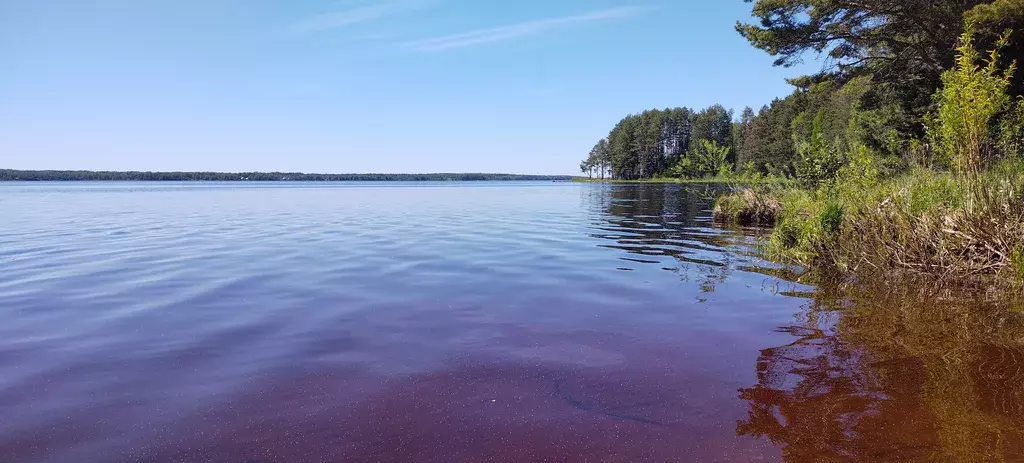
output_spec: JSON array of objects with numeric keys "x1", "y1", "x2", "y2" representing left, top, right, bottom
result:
[{"x1": 1, "y1": 182, "x2": 1022, "y2": 462}]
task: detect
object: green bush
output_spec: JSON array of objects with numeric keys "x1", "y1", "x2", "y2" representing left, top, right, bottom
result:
[
  {"x1": 928, "y1": 26, "x2": 1016, "y2": 177},
  {"x1": 671, "y1": 139, "x2": 733, "y2": 179},
  {"x1": 773, "y1": 220, "x2": 801, "y2": 249},
  {"x1": 793, "y1": 111, "x2": 845, "y2": 187},
  {"x1": 819, "y1": 202, "x2": 843, "y2": 236},
  {"x1": 999, "y1": 96, "x2": 1024, "y2": 159}
]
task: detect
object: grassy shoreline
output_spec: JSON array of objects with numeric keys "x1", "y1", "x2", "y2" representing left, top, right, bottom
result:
[
  {"x1": 713, "y1": 162, "x2": 1024, "y2": 289},
  {"x1": 714, "y1": 28, "x2": 1024, "y2": 292}
]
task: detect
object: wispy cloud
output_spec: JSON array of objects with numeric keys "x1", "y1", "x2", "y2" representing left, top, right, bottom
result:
[
  {"x1": 403, "y1": 7, "x2": 650, "y2": 52},
  {"x1": 292, "y1": 0, "x2": 427, "y2": 34}
]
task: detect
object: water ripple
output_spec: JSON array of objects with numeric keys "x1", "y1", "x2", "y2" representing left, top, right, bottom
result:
[{"x1": 8, "y1": 181, "x2": 1008, "y2": 462}]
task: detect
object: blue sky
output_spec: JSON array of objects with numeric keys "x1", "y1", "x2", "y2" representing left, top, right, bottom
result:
[{"x1": 0, "y1": 1, "x2": 819, "y2": 174}]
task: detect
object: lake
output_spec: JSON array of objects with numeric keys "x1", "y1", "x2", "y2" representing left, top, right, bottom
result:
[{"x1": 2, "y1": 182, "x2": 1022, "y2": 462}]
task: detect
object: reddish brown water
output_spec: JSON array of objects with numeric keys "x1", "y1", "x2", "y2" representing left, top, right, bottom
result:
[{"x1": 2, "y1": 182, "x2": 1022, "y2": 462}]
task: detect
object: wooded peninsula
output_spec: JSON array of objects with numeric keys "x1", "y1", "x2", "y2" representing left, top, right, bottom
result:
[{"x1": 578, "y1": 0, "x2": 1024, "y2": 288}]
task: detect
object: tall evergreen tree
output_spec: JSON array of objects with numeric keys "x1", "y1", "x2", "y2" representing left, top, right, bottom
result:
[
  {"x1": 662, "y1": 107, "x2": 695, "y2": 167},
  {"x1": 733, "y1": 107, "x2": 757, "y2": 168},
  {"x1": 609, "y1": 115, "x2": 640, "y2": 180},
  {"x1": 737, "y1": 0, "x2": 1024, "y2": 136},
  {"x1": 588, "y1": 139, "x2": 612, "y2": 179},
  {"x1": 634, "y1": 110, "x2": 667, "y2": 178},
  {"x1": 690, "y1": 105, "x2": 736, "y2": 166},
  {"x1": 742, "y1": 93, "x2": 808, "y2": 174}
]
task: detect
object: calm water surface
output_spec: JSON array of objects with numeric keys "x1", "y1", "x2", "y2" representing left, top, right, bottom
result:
[{"x1": 2, "y1": 182, "x2": 1022, "y2": 462}]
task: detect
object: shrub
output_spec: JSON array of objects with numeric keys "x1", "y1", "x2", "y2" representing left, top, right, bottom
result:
[
  {"x1": 772, "y1": 220, "x2": 801, "y2": 249},
  {"x1": 929, "y1": 26, "x2": 1016, "y2": 177},
  {"x1": 793, "y1": 111, "x2": 845, "y2": 187},
  {"x1": 998, "y1": 96, "x2": 1024, "y2": 159},
  {"x1": 819, "y1": 202, "x2": 843, "y2": 236},
  {"x1": 673, "y1": 139, "x2": 732, "y2": 179}
]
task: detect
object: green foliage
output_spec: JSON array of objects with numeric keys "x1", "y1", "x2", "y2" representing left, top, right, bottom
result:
[
  {"x1": 1011, "y1": 246, "x2": 1024, "y2": 284},
  {"x1": 763, "y1": 163, "x2": 788, "y2": 178},
  {"x1": 766, "y1": 187, "x2": 821, "y2": 263},
  {"x1": 735, "y1": 92, "x2": 806, "y2": 174},
  {"x1": 819, "y1": 202, "x2": 843, "y2": 236},
  {"x1": 690, "y1": 105, "x2": 735, "y2": 164},
  {"x1": 792, "y1": 78, "x2": 870, "y2": 152},
  {"x1": 714, "y1": 0, "x2": 1024, "y2": 286},
  {"x1": 672, "y1": 140, "x2": 732, "y2": 179},
  {"x1": 733, "y1": 107, "x2": 756, "y2": 166},
  {"x1": 758, "y1": 162, "x2": 1024, "y2": 285},
  {"x1": 929, "y1": 26, "x2": 1017, "y2": 177},
  {"x1": 581, "y1": 139, "x2": 612, "y2": 178},
  {"x1": 603, "y1": 108, "x2": 695, "y2": 180},
  {"x1": 966, "y1": 0, "x2": 1024, "y2": 97},
  {"x1": 588, "y1": 0, "x2": 1024, "y2": 182},
  {"x1": 662, "y1": 107, "x2": 696, "y2": 167},
  {"x1": 589, "y1": 105, "x2": 737, "y2": 180},
  {"x1": 999, "y1": 96, "x2": 1024, "y2": 158},
  {"x1": 737, "y1": 161, "x2": 760, "y2": 178},
  {"x1": 793, "y1": 112, "x2": 845, "y2": 186},
  {"x1": 773, "y1": 220, "x2": 801, "y2": 249},
  {"x1": 739, "y1": 0, "x2": 992, "y2": 126}
]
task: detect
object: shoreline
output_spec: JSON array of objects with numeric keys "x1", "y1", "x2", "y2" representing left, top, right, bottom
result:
[{"x1": 571, "y1": 177, "x2": 791, "y2": 185}]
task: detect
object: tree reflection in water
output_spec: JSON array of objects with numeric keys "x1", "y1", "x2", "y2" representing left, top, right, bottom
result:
[
  {"x1": 737, "y1": 283, "x2": 1024, "y2": 462},
  {"x1": 585, "y1": 183, "x2": 1024, "y2": 460},
  {"x1": 585, "y1": 183, "x2": 758, "y2": 293}
]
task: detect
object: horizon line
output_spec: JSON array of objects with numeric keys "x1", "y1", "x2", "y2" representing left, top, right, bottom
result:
[{"x1": 0, "y1": 168, "x2": 573, "y2": 178}]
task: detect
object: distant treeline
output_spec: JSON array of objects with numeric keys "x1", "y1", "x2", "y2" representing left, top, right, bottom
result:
[{"x1": 0, "y1": 170, "x2": 571, "y2": 182}]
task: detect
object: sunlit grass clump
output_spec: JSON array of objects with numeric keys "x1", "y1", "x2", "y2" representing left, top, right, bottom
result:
[
  {"x1": 712, "y1": 188, "x2": 781, "y2": 226},
  {"x1": 778, "y1": 161, "x2": 1022, "y2": 278}
]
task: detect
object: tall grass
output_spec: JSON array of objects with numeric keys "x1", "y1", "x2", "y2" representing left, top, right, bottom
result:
[{"x1": 762, "y1": 159, "x2": 1024, "y2": 285}]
